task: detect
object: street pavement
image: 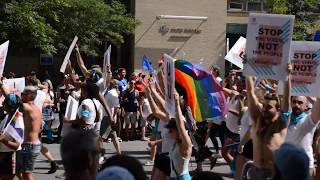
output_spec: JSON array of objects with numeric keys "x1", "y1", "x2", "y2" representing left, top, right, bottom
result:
[{"x1": 33, "y1": 140, "x2": 233, "y2": 180}]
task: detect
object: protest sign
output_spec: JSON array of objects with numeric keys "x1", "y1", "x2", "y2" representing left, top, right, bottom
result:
[
  {"x1": 0, "y1": 41, "x2": 9, "y2": 77},
  {"x1": 163, "y1": 54, "x2": 175, "y2": 118},
  {"x1": 103, "y1": 45, "x2": 111, "y2": 90},
  {"x1": 224, "y1": 37, "x2": 246, "y2": 69},
  {"x1": 64, "y1": 95, "x2": 79, "y2": 121},
  {"x1": 244, "y1": 13, "x2": 294, "y2": 80},
  {"x1": 60, "y1": 36, "x2": 78, "y2": 73},
  {"x1": 277, "y1": 41, "x2": 320, "y2": 97},
  {"x1": 3, "y1": 78, "x2": 25, "y2": 96}
]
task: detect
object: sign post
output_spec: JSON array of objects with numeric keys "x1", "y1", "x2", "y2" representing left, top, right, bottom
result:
[{"x1": 164, "y1": 54, "x2": 175, "y2": 118}]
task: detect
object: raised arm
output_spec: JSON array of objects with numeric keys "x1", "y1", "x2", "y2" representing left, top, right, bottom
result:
[
  {"x1": 311, "y1": 98, "x2": 320, "y2": 124},
  {"x1": 281, "y1": 64, "x2": 292, "y2": 113},
  {"x1": 246, "y1": 76, "x2": 261, "y2": 122},
  {"x1": 149, "y1": 80, "x2": 166, "y2": 113},
  {"x1": 145, "y1": 86, "x2": 169, "y2": 122},
  {"x1": 175, "y1": 94, "x2": 192, "y2": 157},
  {"x1": 75, "y1": 44, "x2": 90, "y2": 78}
]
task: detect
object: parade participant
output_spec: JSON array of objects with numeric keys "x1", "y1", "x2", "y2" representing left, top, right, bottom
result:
[
  {"x1": 73, "y1": 45, "x2": 115, "y2": 131},
  {"x1": 139, "y1": 91, "x2": 152, "y2": 141},
  {"x1": 285, "y1": 95, "x2": 320, "y2": 176},
  {"x1": 117, "y1": 68, "x2": 128, "y2": 94},
  {"x1": 122, "y1": 80, "x2": 139, "y2": 140},
  {"x1": 165, "y1": 93, "x2": 192, "y2": 180},
  {"x1": 273, "y1": 143, "x2": 311, "y2": 180},
  {"x1": 64, "y1": 82, "x2": 102, "y2": 132},
  {"x1": 210, "y1": 65, "x2": 223, "y2": 85},
  {"x1": 102, "y1": 79, "x2": 121, "y2": 154},
  {"x1": 244, "y1": 64, "x2": 292, "y2": 179},
  {"x1": 0, "y1": 94, "x2": 22, "y2": 180},
  {"x1": 221, "y1": 86, "x2": 246, "y2": 176},
  {"x1": 145, "y1": 80, "x2": 175, "y2": 180},
  {"x1": 61, "y1": 129, "x2": 100, "y2": 180},
  {"x1": 20, "y1": 86, "x2": 43, "y2": 180},
  {"x1": 56, "y1": 75, "x2": 76, "y2": 139},
  {"x1": 100, "y1": 154, "x2": 148, "y2": 180},
  {"x1": 25, "y1": 77, "x2": 59, "y2": 174}
]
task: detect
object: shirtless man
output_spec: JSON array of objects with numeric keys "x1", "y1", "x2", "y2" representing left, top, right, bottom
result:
[
  {"x1": 245, "y1": 65, "x2": 292, "y2": 179},
  {"x1": 20, "y1": 86, "x2": 42, "y2": 180}
]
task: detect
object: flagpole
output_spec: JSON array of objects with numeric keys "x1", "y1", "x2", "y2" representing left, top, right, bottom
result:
[{"x1": 2, "y1": 108, "x2": 19, "y2": 134}]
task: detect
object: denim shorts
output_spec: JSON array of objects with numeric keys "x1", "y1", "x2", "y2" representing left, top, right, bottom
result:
[{"x1": 21, "y1": 143, "x2": 41, "y2": 173}]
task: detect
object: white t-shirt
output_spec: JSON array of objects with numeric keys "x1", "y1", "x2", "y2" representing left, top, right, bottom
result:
[
  {"x1": 225, "y1": 96, "x2": 241, "y2": 134},
  {"x1": 141, "y1": 98, "x2": 152, "y2": 120},
  {"x1": 77, "y1": 99, "x2": 103, "y2": 125},
  {"x1": 239, "y1": 108, "x2": 252, "y2": 140},
  {"x1": 105, "y1": 88, "x2": 120, "y2": 109},
  {"x1": 285, "y1": 115, "x2": 319, "y2": 168},
  {"x1": 96, "y1": 78, "x2": 105, "y2": 94},
  {"x1": 34, "y1": 90, "x2": 46, "y2": 111}
]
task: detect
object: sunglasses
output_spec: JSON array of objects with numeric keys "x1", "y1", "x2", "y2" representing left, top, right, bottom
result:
[{"x1": 292, "y1": 100, "x2": 304, "y2": 105}]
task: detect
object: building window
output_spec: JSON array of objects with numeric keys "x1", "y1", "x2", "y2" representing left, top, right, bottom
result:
[
  {"x1": 228, "y1": 1, "x2": 244, "y2": 11},
  {"x1": 247, "y1": 0, "x2": 267, "y2": 12}
]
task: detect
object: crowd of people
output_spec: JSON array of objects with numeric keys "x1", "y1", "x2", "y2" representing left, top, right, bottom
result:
[{"x1": 0, "y1": 43, "x2": 319, "y2": 180}]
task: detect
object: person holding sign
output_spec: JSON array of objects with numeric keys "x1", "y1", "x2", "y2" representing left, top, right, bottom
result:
[
  {"x1": 165, "y1": 93, "x2": 192, "y2": 180},
  {"x1": 244, "y1": 64, "x2": 292, "y2": 179},
  {"x1": 0, "y1": 94, "x2": 23, "y2": 180}
]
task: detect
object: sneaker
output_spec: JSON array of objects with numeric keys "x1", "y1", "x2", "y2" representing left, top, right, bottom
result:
[
  {"x1": 107, "y1": 138, "x2": 112, "y2": 143},
  {"x1": 99, "y1": 157, "x2": 105, "y2": 165},
  {"x1": 145, "y1": 161, "x2": 154, "y2": 166},
  {"x1": 141, "y1": 137, "x2": 149, "y2": 141},
  {"x1": 117, "y1": 137, "x2": 122, "y2": 142},
  {"x1": 209, "y1": 155, "x2": 218, "y2": 170},
  {"x1": 48, "y1": 161, "x2": 58, "y2": 174}
]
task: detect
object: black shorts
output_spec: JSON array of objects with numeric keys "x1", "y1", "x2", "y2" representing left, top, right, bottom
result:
[
  {"x1": 154, "y1": 152, "x2": 170, "y2": 176},
  {"x1": 242, "y1": 139, "x2": 253, "y2": 160},
  {"x1": 0, "y1": 151, "x2": 22, "y2": 174},
  {"x1": 224, "y1": 126, "x2": 240, "y2": 143}
]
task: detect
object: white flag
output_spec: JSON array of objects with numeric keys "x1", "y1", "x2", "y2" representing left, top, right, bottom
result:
[{"x1": 0, "y1": 41, "x2": 9, "y2": 77}]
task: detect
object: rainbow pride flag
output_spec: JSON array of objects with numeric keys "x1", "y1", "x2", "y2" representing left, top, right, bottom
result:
[
  {"x1": 175, "y1": 60, "x2": 227, "y2": 122},
  {"x1": 3, "y1": 110, "x2": 24, "y2": 144}
]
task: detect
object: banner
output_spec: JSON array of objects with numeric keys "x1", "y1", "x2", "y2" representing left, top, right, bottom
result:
[
  {"x1": 164, "y1": 54, "x2": 175, "y2": 118},
  {"x1": 0, "y1": 41, "x2": 9, "y2": 77},
  {"x1": 64, "y1": 95, "x2": 79, "y2": 120},
  {"x1": 224, "y1": 37, "x2": 246, "y2": 69},
  {"x1": 3, "y1": 77, "x2": 25, "y2": 97},
  {"x1": 244, "y1": 13, "x2": 294, "y2": 80},
  {"x1": 103, "y1": 45, "x2": 111, "y2": 90},
  {"x1": 277, "y1": 41, "x2": 320, "y2": 97},
  {"x1": 60, "y1": 36, "x2": 78, "y2": 73}
]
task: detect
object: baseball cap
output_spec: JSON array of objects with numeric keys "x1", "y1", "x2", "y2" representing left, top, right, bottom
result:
[
  {"x1": 274, "y1": 143, "x2": 311, "y2": 180},
  {"x1": 97, "y1": 166, "x2": 135, "y2": 180}
]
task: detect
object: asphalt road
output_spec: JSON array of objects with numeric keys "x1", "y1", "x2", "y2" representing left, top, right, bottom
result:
[{"x1": 33, "y1": 140, "x2": 233, "y2": 180}]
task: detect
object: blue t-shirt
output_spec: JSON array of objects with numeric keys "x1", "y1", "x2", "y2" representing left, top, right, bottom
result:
[{"x1": 118, "y1": 79, "x2": 128, "y2": 94}]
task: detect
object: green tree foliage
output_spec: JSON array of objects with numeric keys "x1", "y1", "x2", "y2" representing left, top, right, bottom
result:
[
  {"x1": 0, "y1": 0, "x2": 137, "y2": 56},
  {"x1": 267, "y1": 0, "x2": 320, "y2": 40}
]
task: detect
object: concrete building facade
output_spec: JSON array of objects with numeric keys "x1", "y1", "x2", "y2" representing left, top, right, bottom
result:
[{"x1": 135, "y1": 0, "x2": 267, "y2": 75}]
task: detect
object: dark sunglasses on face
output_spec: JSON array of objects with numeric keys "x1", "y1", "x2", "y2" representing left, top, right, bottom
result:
[{"x1": 292, "y1": 100, "x2": 303, "y2": 105}]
